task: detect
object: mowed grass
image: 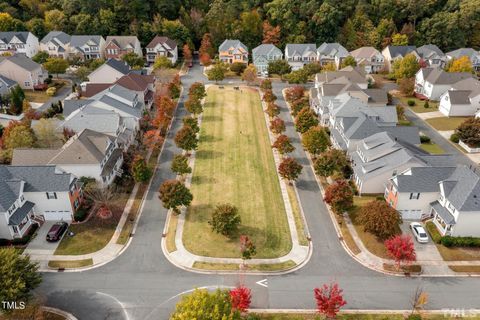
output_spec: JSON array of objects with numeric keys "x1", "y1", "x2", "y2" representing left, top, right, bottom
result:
[
  {"x1": 420, "y1": 142, "x2": 444, "y2": 154},
  {"x1": 426, "y1": 116, "x2": 471, "y2": 131},
  {"x1": 183, "y1": 86, "x2": 291, "y2": 258}
]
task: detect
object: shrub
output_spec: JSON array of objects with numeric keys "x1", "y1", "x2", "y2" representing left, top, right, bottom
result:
[
  {"x1": 407, "y1": 99, "x2": 415, "y2": 106},
  {"x1": 450, "y1": 133, "x2": 459, "y2": 143},
  {"x1": 423, "y1": 101, "x2": 429, "y2": 109},
  {"x1": 46, "y1": 87, "x2": 56, "y2": 96},
  {"x1": 230, "y1": 62, "x2": 246, "y2": 75},
  {"x1": 455, "y1": 118, "x2": 480, "y2": 147},
  {"x1": 425, "y1": 221, "x2": 442, "y2": 244},
  {"x1": 209, "y1": 203, "x2": 241, "y2": 236},
  {"x1": 419, "y1": 135, "x2": 431, "y2": 143},
  {"x1": 440, "y1": 236, "x2": 480, "y2": 247},
  {"x1": 407, "y1": 314, "x2": 422, "y2": 320}
]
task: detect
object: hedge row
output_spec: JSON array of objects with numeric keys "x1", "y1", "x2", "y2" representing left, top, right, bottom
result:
[{"x1": 425, "y1": 221, "x2": 480, "y2": 247}]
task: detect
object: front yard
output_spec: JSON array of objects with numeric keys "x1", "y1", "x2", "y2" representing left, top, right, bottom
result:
[
  {"x1": 426, "y1": 116, "x2": 471, "y2": 131},
  {"x1": 183, "y1": 86, "x2": 292, "y2": 258},
  {"x1": 420, "y1": 142, "x2": 444, "y2": 154},
  {"x1": 399, "y1": 96, "x2": 439, "y2": 113}
]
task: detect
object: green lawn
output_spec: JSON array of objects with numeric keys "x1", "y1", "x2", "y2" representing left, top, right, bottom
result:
[
  {"x1": 193, "y1": 260, "x2": 296, "y2": 271},
  {"x1": 426, "y1": 117, "x2": 471, "y2": 131},
  {"x1": 420, "y1": 143, "x2": 444, "y2": 154},
  {"x1": 24, "y1": 90, "x2": 51, "y2": 103},
  {"x1": 48, "y1": 258, "x2": 93, "y2": 269},
  {"x1": 183, "y1": 86, "x2": 292, "y2": 258},
  {"x1": 400, "y1": 97, "x2": 439, "y2": 113}
]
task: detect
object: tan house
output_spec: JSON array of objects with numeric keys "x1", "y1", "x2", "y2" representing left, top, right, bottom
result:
[
  {"x1": 219, "y1": 39, "x2": 248, "y2": 64},
  {"x1": 0, "y1": 55, "x2": 47, "y2": 90},
  {"x1": 40, "y1": 31, "x2": 71, "y2": 59},
  {"x1": 104, "y1": 36, "x2": 142, "y2": 60}
]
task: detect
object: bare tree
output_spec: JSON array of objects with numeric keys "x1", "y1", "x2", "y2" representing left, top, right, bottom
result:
[{"x1": 411, "y1": 285, "x2": 429, "y2": 315}]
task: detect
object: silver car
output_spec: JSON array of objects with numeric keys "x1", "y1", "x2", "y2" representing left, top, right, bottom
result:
[{"x1": 410, "y1": 222, "x2": 429, "y2": 243}]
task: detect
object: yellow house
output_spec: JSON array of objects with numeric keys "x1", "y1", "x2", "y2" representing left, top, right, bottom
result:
[{"x1": 219, "y1": 39, "x2": 248, "y2": 64}]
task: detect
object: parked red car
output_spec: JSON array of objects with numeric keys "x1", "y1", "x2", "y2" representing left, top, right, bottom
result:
[{"x1": 46, "y1": 222, "x2": 68, "y2": 242}]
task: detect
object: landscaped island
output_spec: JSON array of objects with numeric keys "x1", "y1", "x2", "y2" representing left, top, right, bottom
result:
[{"x1": 183, "y1": 86, "x2": 292, "y2": 258}]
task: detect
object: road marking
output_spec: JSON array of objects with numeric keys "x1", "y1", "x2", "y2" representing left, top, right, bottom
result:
[
  {"x1": 256, "y1": 279, "x2": 268, "y2": 288},
  {"x1": 96, "y1": 291, "x2": 130, "y2": 320}
]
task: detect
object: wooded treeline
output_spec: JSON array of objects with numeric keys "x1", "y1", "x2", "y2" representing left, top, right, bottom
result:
[{"x1": 0, "y1": 0, "x2": 478, "y2": 52}]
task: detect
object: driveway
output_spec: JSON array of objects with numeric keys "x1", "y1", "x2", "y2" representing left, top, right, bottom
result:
[{"x1": 24, "y1": 221, "x2": 62, "y2": 255}]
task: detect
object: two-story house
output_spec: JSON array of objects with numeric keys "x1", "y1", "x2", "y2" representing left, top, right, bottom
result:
[
  {"x1": 0, "y1": 55, "x2": 47, "y2": 90},
  {"x1": 438, "y1": 78, "x2": 480, "y2": 117},
  {"x1": 350, "y1": 47, "x2": 385, "y2": 74},
  {"x1": 316, "y1": 42, "x2": 349, "y2": 69},
  {"x1": 414, "y1": 67, "x2": 473, "y2": 101},
  {"x1": 430, "y1": 166, "x2": 480, "y2": 237},
  {"x1": 12, "y1": 129, "x2": 123, "y2": 186},
  {"x1": 416, "y1": 44, "x2": 447, "y2": 69},
  {"x1": 87, "y1": 58, "x2": 131, "y2": 84},
  {"x1": 104, "y1": 36, "x2": 143, "y2": 59},
  {"x1": 115, "y1": 72, "x2": 155, "y2": 109},
  {"x1": 285, "y1": 44, "x2": 317, "y2": 71},
  {"x1": 218, "y1": 39, "x2": 248, "y2": 64},
  {"x1": 69, "y1": 35, "x2": 106, "y2": 60},
  {"x1": 252, "y1": 44, "x2": 283, "y2": 76},
  {"x1": 385, "y1": 166, "x2": 456, "y2": 220},
  {"x1": 145, "y1": 36, "x2": 178, "y2": 65},
  {"x1": 381, "y1": 45, "x2": 418, "y2": 72},
  {"x1": 351, "y1": 132, "x2": 455, "y2": 194},
  {"x1": 0, "y1": 165, "x2": 82, "y2": 240},
  {"x1": 40, "y1": 31, "x2": 71, "y2": 59},
  {"x1": 314, "y1": 66, "x2": 368, "y2": 90},
  {"x1": 0, "y1": 31, "x2": 39, "y2": 58},
  {"x1": 446, "y1": 48, "x2": 480, "y2": 71}
]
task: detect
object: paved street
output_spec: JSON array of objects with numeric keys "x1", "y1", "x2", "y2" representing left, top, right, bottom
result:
[{"x1": 38, "y1": 64, "x2": 480, "y2": 320}]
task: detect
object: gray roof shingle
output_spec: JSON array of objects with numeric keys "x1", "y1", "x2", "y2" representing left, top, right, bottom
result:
[
  {"x1": 441, "y1": 166, "x2": 480, "y2": 211},
  {"x1": 393, "y1": 166, "x2": 457, "y2": 192}
]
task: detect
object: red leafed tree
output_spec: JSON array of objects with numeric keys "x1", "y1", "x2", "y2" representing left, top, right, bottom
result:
[
  {"x1": 384, "y1": 234, "x2": 417, "y2": 269},
  {"x1": 262, "y1": 89, "x2": 276, "y2": 103},
  {"x1": 230, "y1": 286, "x2": 252, "y2": 313},
  {"x1": 314, "y1": 282, "x2": 347, "y2": 319},
  {"x1": 269, "y1": 117, "x2": 285, "y2": 135},
  {"x1": 324, "y1": 180, "x2": 354, "y2": 215},
  {"x1": 285, "y1": 86, "x2": 305, "y2": 103},
  {"x1": 199, "y1": 33, "x2": 214, "y2": 66},
  {"x1": 262, "y1": 20, "x2": 281, "y2": 45},
  {"x1": 182, "y1": 44, "x2": 192, "y2": 62},
  {"x1": 143, "y1": 129, "x2": 164, "y2": 149},
  {"x1": 278, "y1": 157, "x2": 302, "y2": 183}
]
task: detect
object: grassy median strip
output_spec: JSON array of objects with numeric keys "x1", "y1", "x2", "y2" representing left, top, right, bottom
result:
[
  {"x1": 420, "y1": 143, "x2": 444, "y2": 154},
  {"x1": 286, "y1": 185, "x2": 308, "y2": 246},
  {"x1": 193, "y1": 260, "x2": 296, "y2": 272},
  {"x1": 48, "y1": 258, "x2": 93, "y2": 269},
  {"x1": 449, "y1": 265, "x2": 480, "y2": 273},
  {"x1": 183, "y1": 86, "x2": 291, "y2": 258},
  {"x1": 117, "y1": 183, "x2": 148, "y2": 245},
  {"x1": 166, "y1": 214, "x2": 178, "y2": 252}
]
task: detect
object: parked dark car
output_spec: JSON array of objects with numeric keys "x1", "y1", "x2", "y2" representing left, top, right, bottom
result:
[
  {"x1": 188, "y1": 62, "x2": 193, "y2": 68},
  {"x1": 46, "y1": 222, "x2": 68, "y2": 242}
]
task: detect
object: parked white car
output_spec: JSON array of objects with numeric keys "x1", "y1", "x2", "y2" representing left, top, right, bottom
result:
[{"x1": 410, "y1": 222, "x2": 429, "y2": 243}]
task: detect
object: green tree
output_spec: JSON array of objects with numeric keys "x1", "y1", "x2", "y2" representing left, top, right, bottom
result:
[
  {"x1": 375, "y1": 18, "x2": 397, "y2": 48},
  {"x1": 241, "y1": 64, "x2": 258, "y2": 84},
  {"x1": 393, "y1": 54, "x2": 420, "y2": 80},
  {"x1": 94, "y1": 8, "x2": 117, "y2": 36},
  {"x1": 267, "y1": 60, "x2": 291, "y2": 76},
  {"x1": 284, "y1": 69, "x2": 309, "y2": 84},
  {"x1": 0, "y1": 12, "x2": 24, "y2": 31},
  {"x1": 9, "y1": 85, "x2": 25, "y2": 115},
  {"x1": 356, "y1": 200, "x2": 402, "y2": 240},
  {"x1": 159, "y1": 179, "x2": 193, "y2": 215},
  {"x1": 131, "y1": 155, "x2": 152, "y2": 182},
  {"x1": 184, "y1": 98, "x2": 203, "y2": 116},
  {"x1": 260, "y1": 79, "x2": 272, "y2": 91},
  {"x1": 44, "y1": 9, "x2": 66, "y2": 31},
  {"x1": 233, "y1": 10, "x2": 262, "y2": 50},
  {"x1": 174, "y1": 125, "x2": 198, "y2": 152},
  {"x1": 230, "y1": 62, "x2": 246, "y2": 75},
  {"x1": 74, "y1": 66, "x2": 90, "y2": 82},
  {"x1": 0, "y1": 248, "x2": 41, "y2": 303},
  {"x1": 43, "y1": 58, "x2": 69, "y2": 78},
  {"x1": 171, "y1": 154, "x2": 192, "y2": 177},
  {"x1": 209, "y1": 203, "x2": 241, "y2": 236},
  {"x1": 417, "y1": 12, "x2": 465, "y2": 52},
  {"x1": 324, "y1": 179, "x2": 354, "y2": 215},
  {"x1": 303, "y1": 63, "x2": 322, "y2": 77},
  {"x1": 295, "y1": 107, "x2": 319, "y2": 133},
  {"x1": 278, "y1": 157, "x2": 302, "y2": 183},
  {"x1": 206, "y1": 62, "x2": 227, "y2": 83},
  {"x1": 153, "y1": 56, "x2": 173, "y2": 69},
  {"x1": 32, "y1": 51, "x2": 49, "y2": 64},
  {"x1": 391, "y1": 33, "x2": 409, "y2": 46},
  {"x1": 302, "y1": 126, "x2": 330, "y2": 156},
  {"x1": 121, "y1": 52, "x2": 144, "y2": 69},
  {"x1": 26, "y1": 18, "x2": 47, "y2": 40},
  {"x1": 170, "y1": 289, "x2": 240, "y2": 320},
  {"x1": 189, "y1": 82, "x2": 207, "y2": 101},
  {"x1": 341, "y1": 56, "x2": 357, "y2": 68},
  {"x1": 313, "y1": 149, "x2": 349, "y2": 177},
  {"x1": 183, "y1": 117, "x2": 199, "y2": 134}
]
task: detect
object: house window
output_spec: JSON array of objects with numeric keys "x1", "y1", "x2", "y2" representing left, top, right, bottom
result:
[
  {"x1": 74, "y1": 199, "x2": 79, "y2": 209},
  {"x1": 46, "y1": 192, "x2": 57, "y2": 199},
  {"x1": 24, "y1": 81, "x2": 30, "y2": 87},
  {"x1": 84, "y1": 47, "x2": 90, "y2": 52},
  {"x1": 409, "y1": 193, "x2": 420, "y2": 200}
]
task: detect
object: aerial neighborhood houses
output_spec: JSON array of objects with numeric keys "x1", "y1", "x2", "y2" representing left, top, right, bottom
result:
[
  {"x1": 350, "y1": 47, "x2": 385, "y2": 74},
  {"x1": 252, "y1": 43, "x2": 283, "y2": 75},
  {"x1": 0, "y1": 31, "x2": 39, "y2": 58},
  {"x1": 446, "y1": 48, "x2": 480, "y2": 71},
  {"x1": 146, "y1": 36, "x2": 178, "y2": 65},
  {"x1": 316, "y1": 42, "x2": 349, "y2": 69},
  {"x1": 284, "y1": 43, "x2": 317, "y2": 71},
  {"x1": 69, "y1": 35, "x2": 106, "y2": 60},
  {"x1": 381, "y1": 45, "x2": 418, "y2": 72},
  {"x1": 40, "y1": 31, "x2": 71, "y2": 59},
  {"x1": 218, "y1": 39, "x2": 248, "y2": 64},
  {"x1": 105, "y1": 36, "x2": 142, "y2": 59},
  {"x1": 414, "y1": 67, "x2": 472, "y2": 101}
]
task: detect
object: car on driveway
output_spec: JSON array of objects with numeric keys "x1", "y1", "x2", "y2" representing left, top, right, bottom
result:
[
  {"x1": 410, "y1": 222, "x2": 429, "y2": 243},
  {"x1": 46, "y1": 222, "x2": 68, "y2": 242}
]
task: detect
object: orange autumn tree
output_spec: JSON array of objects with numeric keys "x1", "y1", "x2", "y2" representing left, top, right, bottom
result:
[
  {"x1": 199, "y1": 33, "x2": 214, "y2": 66},
  {"x1": 262, "y1": 21, "x2": 281, "y2": 45}
]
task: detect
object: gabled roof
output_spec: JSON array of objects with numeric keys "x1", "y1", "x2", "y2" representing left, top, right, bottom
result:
[
  {"x1": 0, "y1": 32, "x2": 31, "y2": 44},
  {"x1": 317, "y1": 43, "x2": 349, "y2": 58},
  {"x1": 420, "y1": 67, "x2": 473, "y2": 85},
  {"x1": 441, "y1": 166, "x2": 480, "y2": 211},
  {"x1": 316, "y1": 67, "x2": 367, "y2": 86},
  {"x1": 61, "y1": 106, "x2": 121, "y2": 135},
  {"x1": 0, "y1": 55, "x2": 42, "y2": 72},
  {"x1": 103, "y1": 58, "x2": 131, "y2": 75},
  {"x1": 70, "y1": 35, "x2": 103, "y2": 51},
  {"x1": 82, "y1": 83, "x2": 113, "y2": 98},
  {"x1": 116, "y1": 72, "x2": 154, "y2": 92},
  {"x1": 285, "y1": 44, "x2": 316, "y2": 57},
  {"x1": 219, "y1": 39, "x2": 248, "y2": 53},
  {"x1": 416, "y1": 44, "x2": 445, "y2": 59},
  {"x1": 252, "y1": 44, "x2": 282, "y2": 58},
  {"x1": 105, "y1": 36, "x2": 140, "y2": 50},
  {"x1": 384, "y1": 45, "x2": 417, "y2": 59},
  {"x1": 146, "y1": 36, "x2": 177, "y2": 50},
  {"x1": 63, "y1": 99, "x2": 93, "y2": 117},
  {"x1": 350, "y1": 47, "x2": 381, "y2": 59},
  {"x1": 446, "y1": 48, "x2": 480, "y2": 61},
  {"x1": 41, "y1": 31, "x2": 71, "y2": 45},
  {"x1": 446, "y1": 90, "x2": 471, "y2": 104},
  {"x1": 0, "y1": 74, "x2": 17, "y2": 88},
  {"x1": 392, "y1": 166, "x2": 457, "y2": 192}
]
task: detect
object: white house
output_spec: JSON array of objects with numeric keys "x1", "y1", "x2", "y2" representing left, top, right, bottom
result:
[
  {"x1": 252, "y1": 44, "x2": 283, "y2": 75},
  {"x1": 40, "y1": 31, "x2": 71, "y2": 59},
  {"x1": 69, "y1": 35, "x2": 106, "y2": 60},
  {"x1": 350, "y1": 47, "x2": 385, "y2": 74},
  {"x1": 284, "y1": 44, "x2": 317, "y2": 71},
  {"x1": 0, "y1": 165, "x2": 82, "y2": 240},
  {"x1": 88, "y1": 58, "x2": 131, "y2": 84},
  {"x1": 438, "y1": 78, "x2": 480, "y2": 117},
  {"x1": 414, "y1": 67, "x2": 473, "y2": 101},
  {"x1": 145, "y1": 36, "x2": 178, "y2": 65},
  {"x1": 430, "y1": 166, "x2": 480, "y2": 237},
  {"x1": 0, "y1": 31, "x2": 39, "y2": 58},
  {"x1": 416, "y1": 44, "x2": 447, "y2": 69},
  {"x1": 316, "y1": 42, "x2": 349, "y2": 69},
  {"x1": 385, "y1": 166, "x2": 456, "y2": 220},
  {"x1": 381, "y1": 45, "x2": 418, "y2": 72}
]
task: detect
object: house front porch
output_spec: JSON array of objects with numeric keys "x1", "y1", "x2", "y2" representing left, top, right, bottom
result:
[
  {"x1": 8, "y1": 201, "x2": 36, "y2": 239},
  {"x1": 430, "y1": 200, "x2": 455, "y2": 236}
]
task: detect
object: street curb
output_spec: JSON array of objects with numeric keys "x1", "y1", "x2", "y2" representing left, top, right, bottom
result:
[
  {"x1": 42, "y1": 306, "x2": 78, "y2": 320},
  {"x1": 160, "y1": 85, "x2": 313, "y2": 275},
  {"x1": 249, "y1": 308, "x2": 480, "y2": 315}
]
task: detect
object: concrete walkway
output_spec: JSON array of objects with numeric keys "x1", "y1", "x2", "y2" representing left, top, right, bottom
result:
[
  {"x1": 162, "y1": 85, "x2": 311, "y2": 272},
  {"x1": 415, "y1": 110, "x2": 444, "y2": 120}
]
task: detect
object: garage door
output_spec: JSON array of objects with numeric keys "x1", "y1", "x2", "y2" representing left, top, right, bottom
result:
[
  {"x1": 399, "y1": 209, "x2": 422, "y2": 220},
  {"x1": 43, "y1": 211, "x2": 72, "y2": 222}
]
